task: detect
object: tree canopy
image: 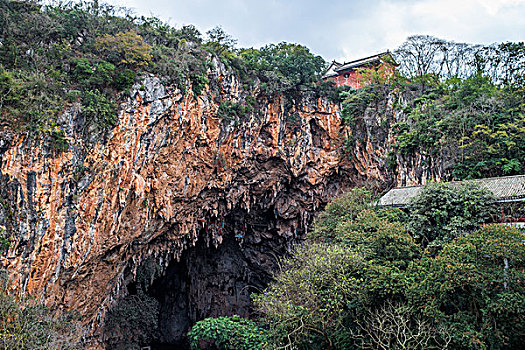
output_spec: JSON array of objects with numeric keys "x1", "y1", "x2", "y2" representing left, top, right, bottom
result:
[{"x1": 255, "y1": 185, "x2": 525, "y2": 350}]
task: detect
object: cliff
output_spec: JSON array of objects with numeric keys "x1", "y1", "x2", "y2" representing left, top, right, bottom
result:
[{"x1": 0, "y1": 61, "x2": 420, "y2": 347}]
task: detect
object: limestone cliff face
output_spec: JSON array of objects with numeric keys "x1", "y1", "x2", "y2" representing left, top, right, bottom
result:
[
  {"x1": 351, "y1": 88, "x2": 449, "y2": 187},
  {"x1": 0, "y1": 61, "x2": 422, "y2": 347}
]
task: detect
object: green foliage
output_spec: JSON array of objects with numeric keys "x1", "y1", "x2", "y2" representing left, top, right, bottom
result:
[
  {"x1": 114, "y1": 68, "x2": 136, "y2": 90},
  {"x1": 188, "y1": 315, "x2": 268, "y2": 350},
  {"x1": 335, "y1": 210, "x2": 420, "y2": 268},
  {"x1": 254, "y1": 243, "x2": 367, "y2": 350},
  {"x1": 238, "y1": 42, "x2": 326, "y2": 94},
  {"x1": 80, "y1": 89, "x2": 117, "y2": 139},
  {"x1": 103, "y1": 259, "x2": 161, "y2": 349},
  {"x1": 407, "y1": 225, "x2": 525, "y2": 349},
  {"x1": 391, "y1": 75, "x2": 525, "y2": 179},
  {"x1": 407, "y1": 181, "x2": 497, "y2": 249},
  {"x1": 204, "y1": 26, "x2": 238, "y2": 57},
  {"x1": 339, "y1": 88, "x2": 377, "y2": 126},
  {"x1": 190, "y1": 72, "x2": 208, "y2": 97},
  {"x1": 217, "y1": 98, "x2": 255, "y2": 121},
  {"x1": 0, "y1": 0, "x2": 213, "y2": 145},
  {"x1": 94, "y1": 30, "x2": 153, "y2": 68},
  {"x1": 258, "y1": 187, "x2": 520, "y2": 350},
  {"x1": 70, "y1": 58, "x2": 117, "y2": 90},
  {"x1": 0, "y1": 226, "x2": 10, "y2": 254},
  {"x1": 310, "y1": 187, "x2": 373, "y2": 240},
  {"x1": 0, "y1": 271, "x2": 82, "y2": 349}
]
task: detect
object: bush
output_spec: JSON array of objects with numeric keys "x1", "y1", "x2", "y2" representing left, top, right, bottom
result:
[
  {"x1": 80, "y1": 89, "x2": 117, "y2": 140},
  {"x1": 188, "y1": 315, "x2": 268, "y2": 350},
  {"x1": 0, "y1": 271, "x2": 82, "y2": 349},
  {"x1": 309, "y1": 187, "x2": 373, "y2": 240},
  {"x1": 335, "y1": 209, "x2": 420, "y2": 268},
  {"x1": 255, "y1": 243, "x2": 367, "y2": 350},
  {"x1": 95, "y1": 30, "x2": 153, "y2": 68}
]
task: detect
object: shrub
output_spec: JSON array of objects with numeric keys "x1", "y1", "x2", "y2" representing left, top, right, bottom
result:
[
  {"x1": 309, "y1": 187, "x2": 373, "y2": 240},
  {"x1": 95, "y1": 31, "x2": 153, "y2": 68},
  {"x1": 80, "y1": 89, "x2": 117, "y2": 140},
  {"x1": 254, "y1": 243, "x2": 367, "y2": 350},
  {"x1": 188, "y1": 315, "x2": 268, "y2": 350},
  {"x1": 0, "y1": 271, "x2": 82, "y2": 349},
  {"x1": 407, "y1": 225, "x2": 525, "y2": 349}
]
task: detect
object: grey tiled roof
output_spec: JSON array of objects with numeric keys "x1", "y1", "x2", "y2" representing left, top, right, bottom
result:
[
  {"x1": 476, "y1": 175, "x2": 525, "y2": 202},
  {"x1": 378, "y1": 186, "x2": 422, "y2": 207},
  {"x1": 378, "y1": 175, "x2": 525, "y2": 207},
  {"x1": 336, "y1": 54, "x2": 384, "y2": 72},
  {"x1": 322, "y1": 52, "x2": 391, "y2": 78}
]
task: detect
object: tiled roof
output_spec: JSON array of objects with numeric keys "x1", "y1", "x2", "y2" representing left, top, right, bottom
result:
[
  {"x1": 322, "y1": 61, "x2": 342, "y2": 79},
  {"x1": 322, "y1": 52, "x2": 391, "y2": 79},
  {"x1": 335, "y1": 52, "x2": 390, "y2": 73},
  {"x1": 378, "y1": 185, "x2": 422, "y2": 207},
  {"x1": 378, "y1": 175, "x2": 525, "y2": 207}
]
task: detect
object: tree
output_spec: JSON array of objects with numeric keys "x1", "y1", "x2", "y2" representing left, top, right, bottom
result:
[
  {"x1": 407, "y1": 181, "x2": 496, "y2": 249},
  {"x1": 335, "y1": 209, "x2": 420, "y2": 268},
  {"x1": 204, "y1": 26, "x2": 237, "y2": 56},
  {"x1": 354, "y1": 301, "x2": 451, "y2": 350},
  {"x1": 259, "y1": 42, "x2": 326, "y2": 87},
  {"x1": 309, "y1": 188, "x2": 373, "y2": 240},
  {"x1": 407, "y1": 225, "x2": 525, "y2": 349},
  {"x1": 178, "y1": 25, "x2": 202, "y2": 43},
  {"x1": 394, "y1": 35, "x2": 447, "y2": 82},
  {"x1": 95, "y1": 30, "x2": 153, "y2": 68},
  {"x1": 254, "y1": 243, "x2": 367, "y2": 350},
  {"x1": 238, "y1": 42, "x2": 326, "y2": 92}
]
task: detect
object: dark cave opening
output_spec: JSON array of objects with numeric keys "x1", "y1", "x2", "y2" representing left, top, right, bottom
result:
[{"x1": 145, "y1": 208, "x2": 289, "y2": 349}]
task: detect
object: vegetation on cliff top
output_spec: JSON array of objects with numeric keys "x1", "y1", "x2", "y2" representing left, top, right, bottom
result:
[{"x1": 0, "y1": 0, "x2": 328, "y2": 149}]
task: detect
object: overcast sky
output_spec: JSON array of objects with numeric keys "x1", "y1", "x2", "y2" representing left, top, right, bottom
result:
[{"x1": 104, "y1": 0, "x2": 525, "y2": 62}]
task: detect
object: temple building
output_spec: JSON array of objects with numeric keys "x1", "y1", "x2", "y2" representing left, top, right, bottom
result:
[{"x1": 322, "y1": 51, "x2": 395, "y2": 89}]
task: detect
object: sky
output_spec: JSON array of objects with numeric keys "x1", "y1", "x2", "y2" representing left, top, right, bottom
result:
[{"x1": 103, "y1": 0, "x2": 525, "y2": 62}]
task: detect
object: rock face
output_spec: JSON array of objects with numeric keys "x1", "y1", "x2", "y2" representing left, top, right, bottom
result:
[{"x1": 0, "y1": 64, "x2": 431, "y2": 348}]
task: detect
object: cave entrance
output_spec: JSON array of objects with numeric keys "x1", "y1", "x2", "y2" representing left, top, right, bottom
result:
[
  {"x1": 148, "y1": 214, "x2": 284, "y2": 349},
  {"x1": 103, "y1": 207, "x2": 295, "y2": 349}
]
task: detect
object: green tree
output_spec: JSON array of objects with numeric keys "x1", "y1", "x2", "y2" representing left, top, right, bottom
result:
[
  {"x1": 407, "y1": 181, "x2": 497, "y2": 249},
  {"x1": 204, "y1": 26, "x2": 237, "y2": 57},
  {"x1": 335, "y1": 209, "x2": 420, "y2": 268},
  {"x1": 310, "y1": 188, "x2": 373, "y2": 240},
  {"x1": 407, "y1": 225, "x2": 525, "y2": 349},
  {"x1": 254, "y1": 243, "x2": 367, "y2": 350}
]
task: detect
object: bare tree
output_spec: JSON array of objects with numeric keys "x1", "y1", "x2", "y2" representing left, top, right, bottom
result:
[
  {"x1": 394, "y1": 35, "x2": 525, "y2": 87},
  {"x1": 394, "y1": 35, "x2": 447, "y2": 79},
  {"x1": 353, "y1": 301, "x2": 452, "y2": 350}
]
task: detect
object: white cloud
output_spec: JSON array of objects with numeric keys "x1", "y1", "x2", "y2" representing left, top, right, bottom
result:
[{"x1": 94, "y1": 0, "x2": 525, "y2": 61}]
